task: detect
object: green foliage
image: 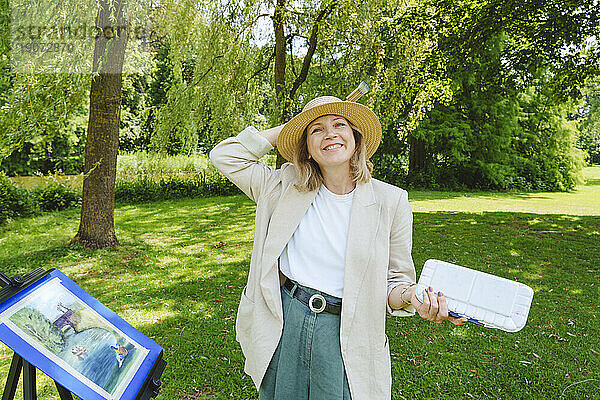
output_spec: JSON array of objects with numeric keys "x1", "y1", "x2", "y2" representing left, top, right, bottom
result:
[
  {"x1": 150, "y1": 4, "x2": 265, "y2": 155},
  {"x1": 408, "y1": 31, "x2": 587, "y2": 191},
  {"x1": 0, "y1": 0, "x2": 597, "y2": 192},
  {"x1": 0, "y1": 175, "x2": 83, "y2": 224},
  {"x1": 131, "y1": 38, "x2": 175, "y2": 154},
  {"x1": 117, "y1": 151, "x2": 210, "y2": 177},
  {"x1": 293, "y1": 0, "x2": 452, "y2": 148},
  {"x1": 0, "y1": 174, "x2": 36, "y2": 224},
  {"x1": 31, "y1": 182, "x2": 81, "y2": 211},
  {"x1": 371, "y1": 153, "x2": 409, "y2": 187},
  {"x1": 114, "y1": 166, "x2": 239, "y2": 203},
  {"x1": 0, "y1": 74, "x2": 90, "y2": 161},
  {"x1": 436, "y1": 0, "x2": 600, "y2": 101},
  {"x1": 578, "y1": 79, "x2": 600, "y2": 164},
  {"x1": 9, "y1": 307, "x2": 65, "y2": 353},
  {"x1": 414, "y1": 94, "x2": 586, "y2": 190},
  {"x1": 0, "y1": 118, "x2": 86, "y2": 176},
  {"x1": 119, "y1": 73, "x2": 153, "y2": 153}
]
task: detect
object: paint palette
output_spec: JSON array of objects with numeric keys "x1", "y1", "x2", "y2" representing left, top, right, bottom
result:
[{"x1": 416, "y1": 259, "x2": 534, "y2": 332}]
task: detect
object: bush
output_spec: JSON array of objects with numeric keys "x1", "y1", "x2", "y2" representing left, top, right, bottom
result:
[
  {"x1": 31, "y1": 182, "x2": 81, "y2": 211},
  {"x1": 115, "y1": 166, "x2": 239, "y2": 204},
  {"x1": 0, "y1": 175, "x2": 36, "y2": 224},
  {"x1": 117, "y1": 152, "x2": 210, "y2": 177},
  {"x1": 371, "y1": 153, "x2": 408, "y2": 187}
]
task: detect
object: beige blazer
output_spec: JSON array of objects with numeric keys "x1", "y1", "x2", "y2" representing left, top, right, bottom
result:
[{"x1": 209, "y1": 127, "x2": 416, "y2": 399}]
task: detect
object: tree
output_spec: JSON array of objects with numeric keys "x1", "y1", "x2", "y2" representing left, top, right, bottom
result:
[
  {"x1": 409, "y1": 30, "x2": 588, "y2": 191},
  {"x1": 149, "y1": 0, "x2": 453, "y2": 172},
  {"x1": 149, "y1": 1, "x2": 264, "y2": 155},
  {"x1": 72, "y1": 0, "x2": 129, "y2": 248},
  {"x1": 437, "y1": 0, "x2": 600, "y2": 101},
  {"x1": 296, "y1": 0, "x2": 454, "y2": 178},
  {"x1": 578, "y1": 78, "x2": 600, "y2": 164},
  {"x1": 271, "y1": 0, "x2": 340, "y2": 166},
  {"x1": 396, "y1": 0, "x2": 599, "y2": 188},
  {"x1": 0, "y1": 0, "x2": 92, "y2": 161}
]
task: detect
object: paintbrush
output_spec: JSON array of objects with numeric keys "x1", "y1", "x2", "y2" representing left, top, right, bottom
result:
[{"x1": 345, "y1": 81, "x2": 371, "y2": 102}]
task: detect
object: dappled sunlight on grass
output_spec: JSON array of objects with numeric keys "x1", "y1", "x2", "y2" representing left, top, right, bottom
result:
[
  {"x1": 122, "y1": 307, "x2": 179, "y2": 327},
  {"x1": 448, "y1": 325, "x2": 471, "y2": 338},
  {"x1": 522, "y1": 272, "x2": 543, "y2": 281}
]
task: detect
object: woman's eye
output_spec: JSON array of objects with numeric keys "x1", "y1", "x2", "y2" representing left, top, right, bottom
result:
[
  {"x1": 311, "y1": 128, "x2": 321, "y2": 134},
  {"x1": 335, "y1": 123, "x2": 346, "y2": 128}
]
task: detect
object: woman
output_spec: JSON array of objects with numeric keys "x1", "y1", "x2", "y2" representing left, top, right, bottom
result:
[{"x1": 209, "y1": 96, "x2": 465, "y2": 400}]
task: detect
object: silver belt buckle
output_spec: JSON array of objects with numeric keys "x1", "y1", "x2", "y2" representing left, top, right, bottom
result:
[{"x1": 309, "y1": 294, "x2": 327, "y2": 313}]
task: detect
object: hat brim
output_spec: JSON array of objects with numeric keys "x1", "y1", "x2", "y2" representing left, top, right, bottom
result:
[{"x1": 277, "y1": 101, "x2": 382, "y2": 163}]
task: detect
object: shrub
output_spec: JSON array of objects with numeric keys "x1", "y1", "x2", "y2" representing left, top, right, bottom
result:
[
  {"x1": 31, "y1": 182, "x2": 81, "y2": 211},
  {"x1": 117, "y1": 152, "x2": 210, "y2": 177},
  {"x1": 0, "y1": 175, "x2": 36, "y2": 224},
  {"x1": 115, "y1": 166, "x2": 239, "y2": 204},
  {"x1": 115, "y1": 176, "x2": 161, "y2": 203},
  {"x1": 371, "y1": 153, "x2": 408, "y2": 187}
]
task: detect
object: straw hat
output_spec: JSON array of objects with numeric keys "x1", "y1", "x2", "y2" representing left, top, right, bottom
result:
[{"x1": 277, "y1": 96, "x2": 382, "y2": 163}]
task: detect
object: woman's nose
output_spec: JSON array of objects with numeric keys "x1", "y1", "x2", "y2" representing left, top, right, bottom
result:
[{"x1": 324, "y1": 126, "x2": 338, "y2": 138}]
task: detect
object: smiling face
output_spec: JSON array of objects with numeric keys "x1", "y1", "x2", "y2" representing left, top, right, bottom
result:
[{"x1": 306, "y1": 115, "x2": 356, "y2": 171}]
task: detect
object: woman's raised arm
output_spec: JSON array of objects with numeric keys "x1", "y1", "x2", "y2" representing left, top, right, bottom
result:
[{"x1": 209, "y1": 124, "x2": 285, "y2": 203}]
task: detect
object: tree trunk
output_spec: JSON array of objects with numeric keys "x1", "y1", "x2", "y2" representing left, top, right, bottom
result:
[
  {"x1": 273, "y1": 0, "x2": 287, "y2": 119},
  {"x1": 272, "y1": 0, "x2": 336, "y2": 169},
  {"x1": 273, "y1": 0, "x2": 289, "y2": 169},
  {"x1": 73, "y1": 0, "x2": 128, "y2": 249},
  {"x1": 408, "y1": 135, "x2": 426, "y2": 176}
]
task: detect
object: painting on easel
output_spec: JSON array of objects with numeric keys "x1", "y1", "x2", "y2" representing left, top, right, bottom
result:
[{"x1": 0, "y1": 269, "x2": 163, "y2": 400}]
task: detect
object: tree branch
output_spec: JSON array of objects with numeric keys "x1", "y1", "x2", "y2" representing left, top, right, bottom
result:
[
  {"x1": 243, "y1": 49, "x2": 275, "y2": 95},
  {"x1": 289, "y1": 36, "x2": 298, "y2": 79},
  {"x1": 273, "y1": 0, "x2": 287, "y2": 103},
  {"x1": 287, "y1": 32, "x2": 309, "y2": 41},
  {"x1": 191, "y1": 54, "x2": 225, "y2": 87},
  {"x1": 284, "y1": 8, "x2": 309, "y2": 17},
  {"x1": 289, "y1": 0, "x2": 338, "y2": 100}
]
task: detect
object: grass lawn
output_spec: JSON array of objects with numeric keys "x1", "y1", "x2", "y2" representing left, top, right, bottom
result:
[
  {"x1": 409, "y1": 166, "x2": 600, "y2": 215},
  {"x1": 0, "y1": 167, "x2": 599, "y2": 399}
]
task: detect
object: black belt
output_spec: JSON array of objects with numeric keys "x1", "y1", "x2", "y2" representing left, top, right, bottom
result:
[{"x1": 284, "y1": 279, "x2": 342, "y2": 315}]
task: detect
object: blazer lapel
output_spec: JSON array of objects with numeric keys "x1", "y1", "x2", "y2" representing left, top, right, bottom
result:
[
  {"x1": 259, "y1": 184, "x2": 318, "y2": 315},
  {"x1": 340, "y1": 180, "x2": 380, "y2": 347}
]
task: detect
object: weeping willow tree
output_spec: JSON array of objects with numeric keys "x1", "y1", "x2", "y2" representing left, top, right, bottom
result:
[
  {"x1": 149, "y1": 0, "x2": 266, "y2": 155},
  {"x1": 277, "y1": 0, "x2": 453, "y2": 172},
  {"x1": 150, "y1": 0, "x2": 352, "y2": 171},
  {"x1": 150, "y1": 0, "x2": 451, "y2": 172},
  {"x1": 0, "y1": 0, "x2": 91, "y2": 163}
]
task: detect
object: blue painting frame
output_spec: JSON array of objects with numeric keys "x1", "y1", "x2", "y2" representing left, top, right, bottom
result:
[{"x1": 0, "y1": 269, "x2": 164, "y2": 400}]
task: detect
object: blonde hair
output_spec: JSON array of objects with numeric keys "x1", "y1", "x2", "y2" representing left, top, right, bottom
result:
[{"x1": 293, "y1": 121, "x2": 373, "y2": 192}]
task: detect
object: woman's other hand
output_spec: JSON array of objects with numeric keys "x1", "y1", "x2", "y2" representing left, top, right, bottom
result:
[
  {"x1": 410, "y1": 287, "x2": 467, "y2": 325},
  {"x1": 260, "y1": 123, "x2": 286, "y2": 147}
]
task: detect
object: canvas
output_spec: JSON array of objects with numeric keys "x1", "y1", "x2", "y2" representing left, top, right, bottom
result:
[{"x1": 0, "y1": 269, "x2": 164, "y2": 400}]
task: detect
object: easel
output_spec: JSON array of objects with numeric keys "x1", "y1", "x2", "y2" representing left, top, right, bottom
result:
[
  {"x1": 0, "y1": 269, "x2": 166, "y2": 400},
  {"x1": 1, "y1": 268, "x2": 68, "y2": 399},
  {"x1": 3, "y1": 352, "x2": 73, "y2": 400}
]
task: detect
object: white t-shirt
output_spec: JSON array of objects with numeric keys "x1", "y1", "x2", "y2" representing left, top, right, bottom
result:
[{"x1": 279, "y1": 183, "x2": 355, "y2": 298}]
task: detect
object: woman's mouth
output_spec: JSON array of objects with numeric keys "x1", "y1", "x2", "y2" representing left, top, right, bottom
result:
[{"x1": 323, "y1": 143, "x2": 343, "y2": 151}]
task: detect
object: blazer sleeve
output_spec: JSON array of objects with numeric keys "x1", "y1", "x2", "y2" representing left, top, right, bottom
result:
[
  {"x1": 386, "y1": 189, "x2": 417, "y2": 317},
  {"x1": 209, "y1": 126, "x2": 279, "y2": 202}
]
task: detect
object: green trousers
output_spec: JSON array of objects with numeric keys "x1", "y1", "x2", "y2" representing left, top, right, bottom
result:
[{"x1": 258, "y1": 280, "x2": 352, "y2": 400}]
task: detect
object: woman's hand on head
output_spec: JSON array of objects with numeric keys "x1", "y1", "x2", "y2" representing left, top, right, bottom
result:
[
  {"x1": 410, "y1": 287, "x2": 467, "y2": 325},
  {"x1": 259, "y1": 123, "x2": 286, "y2": 148}
]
